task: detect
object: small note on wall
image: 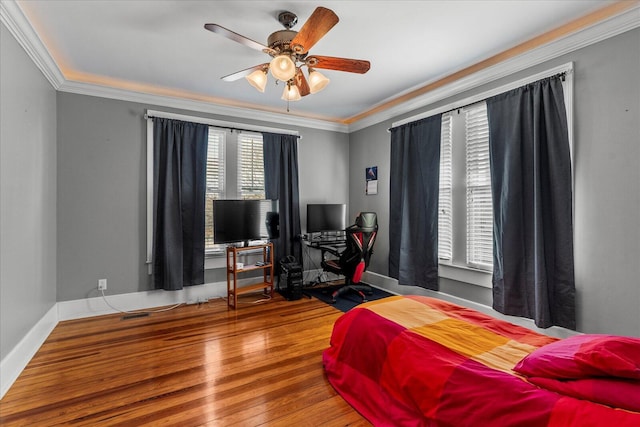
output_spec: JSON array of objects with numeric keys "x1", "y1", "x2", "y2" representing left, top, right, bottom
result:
[{"x1": 366, "y1": 166, "x2": 378, "y2": 195}]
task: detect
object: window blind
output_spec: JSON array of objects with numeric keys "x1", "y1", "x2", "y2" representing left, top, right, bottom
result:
[
  {"x1": 465, "y1": 103, "x2": 493, "y2": 269},
  {"x1": 205, "y1": 129, "x2": 225, "y2": 249},
  {"x1": 438, "y1": 113, "x2": 453, "y2": 260},
  {"x1": 206, "y1": 129, "x2": 225, "y2": 196},
  {"x1": 238, "y1": 133, "x2": 265, "y2": 199}
]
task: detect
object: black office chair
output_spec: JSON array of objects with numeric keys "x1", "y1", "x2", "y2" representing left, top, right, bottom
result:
[{"x1": 320, "y1": 212, "x2": 378, "y2": 303}]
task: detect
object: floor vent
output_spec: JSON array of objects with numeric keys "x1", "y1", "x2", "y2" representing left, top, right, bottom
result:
[{"x1": 121, "y1": 313, "x2": 150, "y2": 320}]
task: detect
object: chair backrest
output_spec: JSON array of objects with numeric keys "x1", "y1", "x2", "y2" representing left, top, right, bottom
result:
[
  {"x1": 356, "y1": 212, "x2": 377, "y2": 230},
  {"x1": 340, "y1": 212, "x2": 378, "y2": 282}
]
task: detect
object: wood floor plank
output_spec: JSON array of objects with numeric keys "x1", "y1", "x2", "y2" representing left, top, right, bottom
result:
[{"x1": 0, "y1": 295, "x2": 370, "y2": 426}]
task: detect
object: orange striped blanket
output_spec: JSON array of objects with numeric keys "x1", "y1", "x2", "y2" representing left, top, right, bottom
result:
[{"x1": 322, "y1": 295, "x2": 640, "y2": 426}]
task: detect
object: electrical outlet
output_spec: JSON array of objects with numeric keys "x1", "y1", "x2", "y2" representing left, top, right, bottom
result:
[{"x1": 98, "y1": 279, "x2": 107, "y2": 291}]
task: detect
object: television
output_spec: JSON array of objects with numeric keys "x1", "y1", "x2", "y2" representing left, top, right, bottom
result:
[
  {"x1": 306, "y1": 203, "x2": 347, "y2": 233},
  {"x1": 213, "y1": 199, "x2": 279, "y2": 245}
]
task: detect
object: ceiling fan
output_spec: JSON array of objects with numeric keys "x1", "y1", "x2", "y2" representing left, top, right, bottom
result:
[{"x1": 204, "y1": 7, "x2": 370, "y2": 102}]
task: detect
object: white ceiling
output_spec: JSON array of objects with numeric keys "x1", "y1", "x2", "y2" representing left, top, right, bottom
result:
[{"x1": 4, "y1": 1, "x2": 634, "y2": 128}]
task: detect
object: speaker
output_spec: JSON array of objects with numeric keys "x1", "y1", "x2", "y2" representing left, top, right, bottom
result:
[
  {"x1": 279, "y1": 257, "x2": 303, "y2": 301},
  {"x1": 265, "y1": 212, "x2": 279, "y2": 239}
]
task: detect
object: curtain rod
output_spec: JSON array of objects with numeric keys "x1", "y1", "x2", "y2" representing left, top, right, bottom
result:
[
  {"x1": 144, "y1": 111, "x2": 301, "y2": 139},
  {"x1": 144, "y1": 114, "x2": 302, "y2": 139},
  {"x1": 388, "y1": 69, "x2": 569, "y2": 133}
]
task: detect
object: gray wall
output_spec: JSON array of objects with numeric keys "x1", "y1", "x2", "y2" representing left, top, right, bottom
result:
[
  {"x1": 349, "y1": 28, "x2": 640, "y2": 336},
  {"x1": 57, "y1": 94, "x2": 149, "y2": 300},
  {"x1": 0, "y1": 24, "x2": 57, "y2": 360},
  {"x1": 572, "y1": 28, "x2": 640, "y2": 335},
  {"x1": 56, "y1": 93, "x2": 349, "y2": 301},
  {"x1": 298, "y1": 127, "x2": 349, "y2": 274}
]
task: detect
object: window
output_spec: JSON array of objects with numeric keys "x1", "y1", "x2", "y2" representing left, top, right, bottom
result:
[
  {"x1": 145, "y1": 109, "x2": 297, "y2": 266},
  {"x1": 205, "y1": 129, "x2": 265, "y2": 251},
  {"x1": 437, "y1": 103, "x2": 493, "y2": 271},
  {"x1": 238, "y1": 133, "x2": 265, "y2": 200},
  {"x1": 465, "y1": 103, "x2": 493, "y2": 269},
  {"x1": 438, "y1": 114, "x2": 453, "y2": 260},
  {"x1": 390, "y1": 64, "x2": 573, "y2": 283},
  {"x1": 205, "y1": 129, "x2": 225, "y2": 249}
]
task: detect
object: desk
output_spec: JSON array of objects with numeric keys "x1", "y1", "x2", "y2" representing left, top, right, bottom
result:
[
  {"x1": 304, "y1": 233, "x2": 347, "y2": 248},
  {"x1": 304, "y1": 236, "x2": 347, "y2": 259},
  {"x1": 303, "y1": 235, "x2": 347, "y2": 285}
]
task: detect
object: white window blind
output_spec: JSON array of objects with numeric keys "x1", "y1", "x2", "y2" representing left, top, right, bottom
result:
[
  {"x1": 465, "y1": 103, "x2": 493, "y2": 269},
  {"x1": 207, "y1": 129, "x2": 225, "y2": 196},
  {"x1": 205, "y1": 129, "x2": 225, "y2": 249},
  {"x1": 238, "y1": 133, "x2": 265, "y2": 200},
  {"x1": 438, "y1": 113, "x2": 453, "y2": 260}
]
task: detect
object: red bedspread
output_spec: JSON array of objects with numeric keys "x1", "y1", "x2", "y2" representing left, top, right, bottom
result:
[{"x1": 322, "y1": 295, "x2": 640, "y2": 426}]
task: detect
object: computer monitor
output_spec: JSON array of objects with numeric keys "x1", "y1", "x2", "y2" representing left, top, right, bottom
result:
[{"x1": 306, "y1": 203, "x2": 347, "y2": 233}]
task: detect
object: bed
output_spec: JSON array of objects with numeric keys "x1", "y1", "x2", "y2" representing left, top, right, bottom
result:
[{"x1": 322, "y1": 295, "x2": 640, "y2": 426}]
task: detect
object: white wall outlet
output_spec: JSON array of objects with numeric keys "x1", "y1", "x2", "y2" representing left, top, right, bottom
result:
[{"x1": 98, "y1": 279, "x2": 107, "y2": 291}]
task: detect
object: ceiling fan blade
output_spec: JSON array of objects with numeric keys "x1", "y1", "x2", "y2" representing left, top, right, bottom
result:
[
  {"x1": 295, "y1": 69, "x2": 311, "y2": 97},
  {"x1": 204, "y1": 23, "x2": 274, "y2": 54},
  {"x1": 221, "y1": 63, "x2": 269, "y2": 82},
  {"x1": 306, "y1": 56, "x2": 371, "y2": 74},
  {"x1": 291, "y1": 7, "x2": 339, "y2": 54}
]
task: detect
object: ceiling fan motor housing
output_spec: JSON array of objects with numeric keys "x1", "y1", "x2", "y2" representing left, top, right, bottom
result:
[{"x1": 268, "y1": 30, "x2": 297, "y2": 53}]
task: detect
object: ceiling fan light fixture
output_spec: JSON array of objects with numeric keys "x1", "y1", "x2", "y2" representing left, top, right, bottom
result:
[
  {"x1": 281, "y1": 82, "x2": 301, "y2": 101},
  {"x1": 206, "y1": 7, "x2": 369, "y2": 104},
  {"x1": 270, "y1": 55, "x2": 297, "y2": 81},
  {"x1": 308, "y1": 68, "x2": 330, "y2": 94},
  {"x1": 245, "y1": 69, "x2": 268, "y2": 92}
]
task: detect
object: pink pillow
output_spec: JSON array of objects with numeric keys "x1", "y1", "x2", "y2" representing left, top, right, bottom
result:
[
  {"x1": 527, "y1": 376, "x2": 640, "y2": 412},
  {"x1": 514, "y1": 334, "x2": 640, "y2": 380}
]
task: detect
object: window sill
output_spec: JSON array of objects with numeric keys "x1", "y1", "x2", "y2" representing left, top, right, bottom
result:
[{"x1": 438, "y1": 261, "x2": 492, "y2": 288}]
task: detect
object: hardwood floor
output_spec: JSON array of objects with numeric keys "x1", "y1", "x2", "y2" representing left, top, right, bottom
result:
[{"x1": 0, "y1": 294, "x2": 370, "y2": 426}]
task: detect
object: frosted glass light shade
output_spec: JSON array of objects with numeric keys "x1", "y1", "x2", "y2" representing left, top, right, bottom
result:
[
  {"x1": 281, "y1": 83, "x2": 301, "y2": 101},
  {"x1": 308, "y1": 69, "x2": 330, "y2": 94},
  {"x1": 245, "y1": 69, "x2": 268, "y2": 92},
  {"x1": 270, "y1": 55, "x2": 296, "y2": 81}
]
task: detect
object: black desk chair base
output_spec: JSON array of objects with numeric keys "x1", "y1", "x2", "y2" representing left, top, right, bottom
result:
[{"x1": 331, "y1": 283, "x2": 373, "y2": 303}]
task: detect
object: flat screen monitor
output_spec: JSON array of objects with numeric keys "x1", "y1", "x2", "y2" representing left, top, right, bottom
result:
[
  {"x1": 213, "y1": 199, "x2": 278, "y2": 245},
  {"x1": 306, "y1": 203, "x2": 347, "y2": 233}
]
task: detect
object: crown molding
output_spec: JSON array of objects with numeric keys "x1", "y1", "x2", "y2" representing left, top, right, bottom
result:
[
  {"x1": 0, "y1": 0, "x2": 64, "y2": 89},
  {"x1": 58, "y1": 79, "x2": 350, "y2": 133},
  {"x1": 347, "y1": 3, "x2": 640, "y2": 132},
  {"x1": 3, "y1": 0, "x2": 637, "y2": 134}
]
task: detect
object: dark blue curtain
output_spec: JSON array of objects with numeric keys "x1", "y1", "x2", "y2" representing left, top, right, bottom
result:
[
  {"x1": 389, "y1": 115, "x2": 442, "y2": 290},
  {"x1": 152, "y1": 118, "x2": 208, "y2": 290},
  {"x1": 262, "y1": 132, "x2": 302, "y2": 272},
  {"x1": 486, "y1": 75, "x2": 575, "y2": 329}
]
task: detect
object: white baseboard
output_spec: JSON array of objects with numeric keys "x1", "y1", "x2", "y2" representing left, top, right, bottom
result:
[
  {"x1": 57, "y1": 281, "x2": 228, "y2": 321},
  {"x1": 1, "y1": 281, "x2": 228, "y2": 399},
  {"x1": 1, "y1": 304, "x2": 58, "y2": 399}
]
